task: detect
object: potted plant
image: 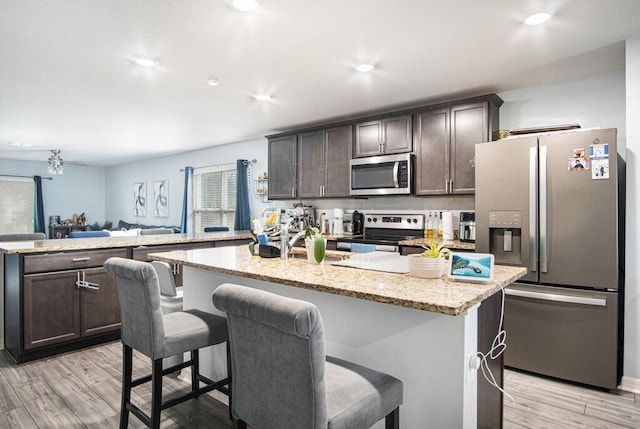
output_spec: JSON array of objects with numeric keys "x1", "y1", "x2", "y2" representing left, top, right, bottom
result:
[
  {"x1": 408, "y1": 240, "x2": 450, "y2": 278},
  {"x1": 303, "y1": 226, "x2": 326, "y2": 264}
]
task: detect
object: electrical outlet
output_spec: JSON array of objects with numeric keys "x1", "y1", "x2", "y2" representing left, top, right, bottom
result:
[{"x1": 466, "y1": 354, "x2": 481, "y2": 385}]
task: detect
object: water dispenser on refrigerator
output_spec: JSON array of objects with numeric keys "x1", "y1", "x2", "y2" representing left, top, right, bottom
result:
[{"x1": 488, "y1": 211, "x2": 522, "y2": 265}]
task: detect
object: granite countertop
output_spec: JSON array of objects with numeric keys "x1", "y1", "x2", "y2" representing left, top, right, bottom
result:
[
  {"x1": 150, "y1": 246, "x2": 526, "y2": 316},
  {"x1": 0, "y1": 231, "x2": 253, "y2": 254},
  {"x1": 399, "y1": 238, "x2": 476, "y2": 251}
]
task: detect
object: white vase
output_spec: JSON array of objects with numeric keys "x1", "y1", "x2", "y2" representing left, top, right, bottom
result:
[
  {"x1": 408, "y1": 254, "x2": 445, "y2": 278},
  {"x1": 305, "y1": 237, "x2": 326, "y2": 264}
]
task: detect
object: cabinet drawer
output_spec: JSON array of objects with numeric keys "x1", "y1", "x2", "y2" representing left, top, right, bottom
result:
[
  {"x1": 132, "y1": 242, "x2": 212, "y2": 261},
  {"x1": 23, "y1": 248, "x2": 129, "y2": 274}
]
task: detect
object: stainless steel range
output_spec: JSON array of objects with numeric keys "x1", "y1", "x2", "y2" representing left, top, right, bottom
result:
[{"x1": 336, "y1": 213, "x2": 425, "y2": 252}]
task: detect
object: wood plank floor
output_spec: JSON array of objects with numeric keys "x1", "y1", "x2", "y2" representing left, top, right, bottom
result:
[{"x1": 1, "y1": 341, "x2": 639, "y2": 428}]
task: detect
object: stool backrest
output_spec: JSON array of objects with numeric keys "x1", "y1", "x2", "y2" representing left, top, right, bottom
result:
[
  {"x1": 104, "y1": 257, "x2": 165, "y2": 359},
  {"x1": 212, "y1": 284, "x2": 327, "y2": 428},
  {"x1": 0, "y1": 232, "x2": 46, "y2": 241},
  {"x1": 204, "y1": 226, "x2": 229, "y2": 232},
  {"x1": 150, "y1": 260, "x2": 178, "y2": 297}
]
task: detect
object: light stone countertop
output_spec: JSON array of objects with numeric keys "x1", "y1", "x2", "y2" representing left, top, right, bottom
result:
[
  {"x1": 150, "y1": 246, "x2": 526, "y2": 316},
  {"x1": 399, "y1": 238, "x2": 476, "y2": 250},
  {"x1": 0, "y1": 231, "x2": 253, "y2": 254}
]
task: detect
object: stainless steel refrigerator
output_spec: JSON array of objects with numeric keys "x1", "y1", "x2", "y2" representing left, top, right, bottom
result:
[{"x1": 475, "y1": 128, "x2": 624, "y2": 389}]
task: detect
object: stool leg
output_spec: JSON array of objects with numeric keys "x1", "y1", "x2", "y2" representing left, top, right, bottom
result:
[
  {"x1": 151, "y1": 358, "x2": 163, "y2": 429},
  {"x1": 120, "y1": 344, "x2": 132, "y2": 429},
  {"x1": 191, "y1": 349, "x2": 200, "y2": 396},
  {"x1": 227, "y1": 341, "x2": 233, "y2": 421},
  {"x1": 233, "y1": 419, "x2": 247, "y2": 429},
  {"x1": 385, "y1": 407, "x2": 399, "y2": 429}
]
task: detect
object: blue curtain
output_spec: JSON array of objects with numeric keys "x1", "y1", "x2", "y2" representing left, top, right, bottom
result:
[
  {"x1": 180, "y1": 166, "x2": 194, "y2": 233},
  {"x1": 33, "y1": 176, "x2": 45, "y2": 234},
  {"x1": 234, "y1": 160, "x2": 251, "y2": 231}
]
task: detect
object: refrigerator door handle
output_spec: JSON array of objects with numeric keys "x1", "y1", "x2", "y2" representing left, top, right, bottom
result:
[
  {"x1": 539, "y1": 145, "x2": 548, "y2": 273},
  {"x1": 529, "y1": 146, "x2": 538, "y2": 273},
  {"x1": 505, "y1": 289, "x2": 606, "y2": 307}
]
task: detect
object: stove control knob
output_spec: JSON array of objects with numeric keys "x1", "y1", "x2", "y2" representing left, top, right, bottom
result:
[
  {"x1": 372, "y1": 217, "x2": 378, "y2": 223},
  {"x1": 412, "y1": 218, "x2": 418, "y2": 223},
  {"x1": 367, "y1": 217, "x2": 372, "y2": 223}
]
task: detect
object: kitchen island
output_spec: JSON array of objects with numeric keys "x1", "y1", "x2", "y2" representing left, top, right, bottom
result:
[{"x1": 151, "y1": 246, "x2": 526, "y2": 428}]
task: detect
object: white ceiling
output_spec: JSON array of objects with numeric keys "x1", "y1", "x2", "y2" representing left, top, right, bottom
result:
[{"x1": 1, "y1": 0, "x2": 639, "y2": 167}]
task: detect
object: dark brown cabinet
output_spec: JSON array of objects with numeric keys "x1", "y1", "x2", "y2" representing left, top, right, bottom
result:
[
  {"x1": 298, "y1": 125, "x2": 352, "y2": 198},
  {"x1": 133, "y1": 241, "x2": 214, "y2": 286},
  {"x1": 355, "y1": 114, "x2": 412, "y2": 157},
  {"x1": 268, "y1": 134, "x2": 297, "y2": 199},
  {"x1": 23, "y1": 267, "x2": 120, "y2": 350},
  {"x1": 414, "y1": 95, "x2": 502, "y2": 195}
]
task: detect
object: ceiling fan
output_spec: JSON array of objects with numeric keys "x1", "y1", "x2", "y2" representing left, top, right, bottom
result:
[{"x1": 5, "y1": 143, "x2": 87, "y2": 174}]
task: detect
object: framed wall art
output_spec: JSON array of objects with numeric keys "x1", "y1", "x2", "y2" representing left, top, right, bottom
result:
[
  {"x1": 134, "y1": 182, "x2": 147, "y2": 217},
  {"x1": 154, "y1": 180, "x2": 169, "y2": 218}
]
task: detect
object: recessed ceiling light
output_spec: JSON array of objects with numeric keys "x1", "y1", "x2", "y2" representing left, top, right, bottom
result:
[
  {"x1": 253, "y1": 94, "x2": 272, "y2": 101},
  {"x1": 135, "y1": 58, "x2": 158, "y2": 67},
  {"x1": 355, "y1": 63, "x2": 375, "y2": 73},
  {"x1": 207, "y1": 78, "x2": 219, "y2": 87},
  {"x1": 524, "y1": 12, "x2": 551, "y2": 26},
  {"x1": 233, "y1": 0, "x2": 259, "y2": 12}
]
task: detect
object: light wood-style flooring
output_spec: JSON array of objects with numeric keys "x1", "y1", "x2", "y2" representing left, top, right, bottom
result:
[{"x1": 1, "y1": 341, "x2": 639, "y2": 428}]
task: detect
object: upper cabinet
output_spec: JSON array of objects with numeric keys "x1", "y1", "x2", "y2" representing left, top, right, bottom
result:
[
  {"x1": 354, "y1": 114, "x2": 412, "y2": 157},
  {"x1": 268, "y1": 134, "x2": 297, "y2": 200},
  {"x1": 298, "y1": 125, "x2": 352, "y2": 198},
  {"x1": 414, "y1": 95, "x2": 502, "y2": 195}
]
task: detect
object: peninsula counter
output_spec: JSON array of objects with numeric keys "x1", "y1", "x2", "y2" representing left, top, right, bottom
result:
[{"x1": 151, "y1": 246, "x2": 526, "y2": 428}]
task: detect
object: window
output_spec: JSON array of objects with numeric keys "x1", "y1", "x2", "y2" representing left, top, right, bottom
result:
[
  {"x1": 0, "y1": 177, "x2": 35, "y2": 234},
  {"x1": 193, "y1": 167, "x2": 236, "y2": 232}
]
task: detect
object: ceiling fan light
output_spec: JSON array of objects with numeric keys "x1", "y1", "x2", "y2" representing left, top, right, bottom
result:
[
  {"x1": 47, "y1": 150, "x2": 64, "y2": 175},
  {"x1": 135, "y1": 58, "x2": 158, "y2": 67}
]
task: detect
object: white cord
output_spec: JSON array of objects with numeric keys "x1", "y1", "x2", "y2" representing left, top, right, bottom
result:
[{"x1": 475, "y1": 285, "x2": 515, "y2": 402}]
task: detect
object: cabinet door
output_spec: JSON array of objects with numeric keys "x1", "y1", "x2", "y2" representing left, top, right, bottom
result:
[
  {"x1": 298, "y1": 130, "x2": 325, "y2": 198},
  {"x1": 355, "y1": 120, "x2": 382, "y2": 157},
  {"x1": 23, "y1": 271, "x2": 80, "y2": 350},
  {"x1": 414, "y1": 108, "x2": 450, "y2": 195},
  {"x1": 382, "y1": 115, "x2": 412, "y2": 154},
  {"x1": 450, "y1": 102, "x2": 488, "y2": 194},
  {"x1": 268, "y1": 135, "x2": 297, "y2": 199},
  {"x1": 80, "y1": 267, "x2": 121, "y2": 336},
  {"x1": 324, "y1": 125, "x2": 352, "y2": 197}
]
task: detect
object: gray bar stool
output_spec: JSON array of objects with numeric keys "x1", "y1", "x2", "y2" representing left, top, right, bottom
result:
[
  {"x1": 151, "y1": 260, "x2": 184, "y2": 375},
  {"x1": 212, "y1": 283, "x2": 403, "y2": 429},
  {"x1": 104, "y1": 257, "x2": 231, "y2": 429}
]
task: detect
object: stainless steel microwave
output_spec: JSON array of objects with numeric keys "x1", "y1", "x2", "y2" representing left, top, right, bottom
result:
[{"x1": 350, "y1": 153, "x2": 413, "y2": 196}]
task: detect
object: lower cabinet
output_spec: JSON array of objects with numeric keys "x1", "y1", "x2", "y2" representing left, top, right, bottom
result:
[{"x1": 23, "y1": 267, "x2": 121, "y2": 350}]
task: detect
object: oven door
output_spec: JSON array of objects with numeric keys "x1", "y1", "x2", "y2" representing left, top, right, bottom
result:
[{"x1": 350, "y1": 153, "x2": 412, "y2": 196}]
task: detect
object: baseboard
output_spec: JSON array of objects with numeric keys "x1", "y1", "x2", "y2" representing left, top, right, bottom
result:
[{"x1": 620, "y1": 376, "x2": 640, "y2": 394}]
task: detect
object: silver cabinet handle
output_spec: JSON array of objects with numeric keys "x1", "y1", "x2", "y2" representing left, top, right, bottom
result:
[
  {"x1": 505, "y1": 288, "x2": 606, "y2": 307},
  {"x1": 529, "y1": 146, "x2": 538, "y2": 273},
  {"x1": 72, "y1": 257, "x2": 91, "y2": 262},
  {"x1": 539, "y1": 145, "x2": 548, "y2": 273},
  {"x1": 291, "y1": 186, "x2": 295, "y2": 198}
]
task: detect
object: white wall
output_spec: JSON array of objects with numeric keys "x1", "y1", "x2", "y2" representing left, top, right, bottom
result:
[
  {"x1": 0, "y1": 159, "x2": 106, "y2": 231},
  {"x1": 105, "y1": 138, "x2": 270, "y2": 229},
  {"x1": 624, "y1": 37, "x2": 640, "y2": 387}
]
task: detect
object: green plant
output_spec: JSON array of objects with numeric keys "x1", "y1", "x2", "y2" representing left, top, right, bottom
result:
[
  {"x1": 419, "y1": 241, "x2": 450, "y2": 258},
  {"x1": 303, "y1": 226, "x2": 320, "y2": 239},
  {"x1": 313, "y1": 235, "x2": 326, "y2": 263}
]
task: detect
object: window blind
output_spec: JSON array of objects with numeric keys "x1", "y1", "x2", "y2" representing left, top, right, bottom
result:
[
  {"x1": 0, "y1": 177, "x2": 35, "y2": 234},
  {"x1": 193, "y1": 168, "x2": 236, "y2": 232}
]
